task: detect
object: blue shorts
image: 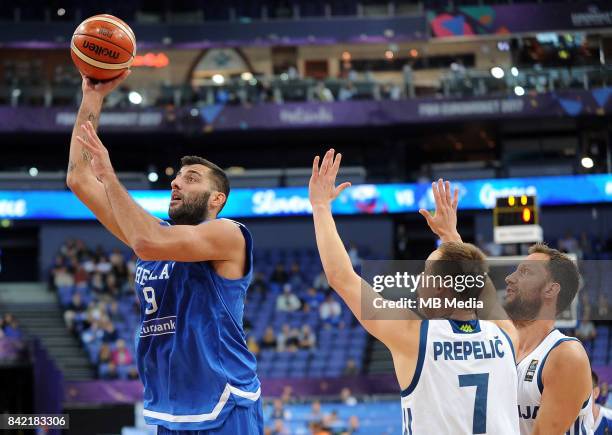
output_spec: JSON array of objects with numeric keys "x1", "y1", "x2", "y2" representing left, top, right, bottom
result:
[{"x1": 156, "y1": 400, "x2": 263, "y2": 435}]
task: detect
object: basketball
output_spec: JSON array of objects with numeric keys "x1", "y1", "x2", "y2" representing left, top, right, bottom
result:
[{"x1": 70, "y1": 14, "x2": 136, "y2": 81}]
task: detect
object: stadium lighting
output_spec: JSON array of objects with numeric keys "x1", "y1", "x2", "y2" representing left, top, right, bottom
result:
[
  {"x1": 490, "y1": 67, "x2": 504, "y2": 79},
  {"x1": 128, "y1": 91, "x2": 143, "y2": 105},
  {"x1": 29, "y1": 167, "x2": 38, "y2": 177},
  {"x1": 212, "y1": 74, "x2": 225, "y2": 85},
  {"x1": 581, "y1": 156, "x2": 594, "y2": 169},
  {"x1": 148, "y1": 172, "x2": 159, "y2": 183},
  {"x1": 280, "y1": 73, "x2": 289, "y2": 81},
  {"x1": 511, "y1": 67, "x2": 519, "y2": 77},
  {"x1": 57, "y1": 8, "x2": 66, "y2": 16},
  {"x1": 165, "y1": 167, "x2": 175, "y2": 176},
  {"x1": 190, "y1": 108, "x2": 199, "y2": 117},
  {"x1": 240, "y1": 72, "x2": 253, "y2": 81},
  {"x1": 514, "y1": 86, "x2": 525, "y2": 96}
]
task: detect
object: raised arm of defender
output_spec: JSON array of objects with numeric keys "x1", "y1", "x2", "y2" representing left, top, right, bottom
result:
[
  {"x1": 66, "y1": 71, "x2": 131, "y2": 245},
  {"x1": 309, "y1": 149, "x2": 420, "y2": 351}
]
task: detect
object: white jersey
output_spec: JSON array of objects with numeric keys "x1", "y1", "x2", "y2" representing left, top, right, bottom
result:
[
  {"x1": 594, "y1": 406, "x2": 612, "y2": 435},
  {"x1": 516, "y1": 329, "x2": 594, "y2": 435},
  {"x1": 401, "y1": 319, "x2": 519, "y2": 435}
]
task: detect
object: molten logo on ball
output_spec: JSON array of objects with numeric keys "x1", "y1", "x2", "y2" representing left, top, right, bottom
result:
[{"x1": 82, "y1": 40, "x2": 120, "y2": 59}]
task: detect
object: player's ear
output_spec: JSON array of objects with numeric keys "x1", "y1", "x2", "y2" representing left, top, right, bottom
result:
[
  {"x1": 210, "y1": 191, "x2": 226, "y2": 209},
  {"x1": 543, "y1": 281, "x2": 561, "y2": 302}
]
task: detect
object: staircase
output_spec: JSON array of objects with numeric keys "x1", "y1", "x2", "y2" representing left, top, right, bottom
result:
[
  {"x1": 364, "y1": 336, "x2": 394, "y2": 374},
  {"x1": 0, "y1": 283, "x2": 96, "y2": 381}
]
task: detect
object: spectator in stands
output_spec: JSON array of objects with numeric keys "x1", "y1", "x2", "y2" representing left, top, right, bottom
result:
[
  {"x1": 280, "y1": 385, "x2": 293, "y2": 404},
  {"x1": 288, "y1": 263, "x2": 305, "y2": 290},
  {"x1": 277, "y1": 324, "x2": 300, "y2": 352},
  {"x1": 105, "y1": 273, "x2": 119, "y2": 297},
  {"x1": 126, "y1": 254, "x2": 137, "y2": 283},
  {"x1": 270, "y1": 263, "x2": 288, "y2": 285},
  {"x1": 309, "y1": 421, "x2": 331, "y2": 435},
  {"x1": 98, "y1": 343, "x2": 112, "y2": 364},
  {"x1": 127, "y1": 366, "x2": 139, "y2": 380},
  {"x1": 558, "y1": 231, "x2": 580, "y2": 255},
  {"x1": 247, "y1": 336, "x2": 260, "y2": 356},
  {"x1": 343, "y1": 359, "x2": 358, "y2": 376},
  {"x1": 260, "y1": 327, "x2": 278, "y2": 350},
  {"x1": 276, "y1": 284, "x2": 302, "y2": 312},
  {"x1": 101, "y1": 320, "x2": 119, "y2": 343},
  {"x1": 575, "y1": 316, "x2": 596, "y2": 342},
  {"x1": 107, "y1": 301, "x2": 123, "y2": 324},
  {"x1": 323, "y1": 410, "x2": 342, "y2": 432},
  {"x1": 109, "y1": 248, "x2": 124, "y2": 268},
  {"x1": 112, "y1": 339, "x2": 133, "y2": 366},
  {"x1": 52, "y1": 262, "x2": 74, "y2": 289},
  {"x1": 340, "y1": 387, "x2": 357, "y2": 406},
  {"x1": 270, "y1": 399, "x2": 291, "y2": 420},
  {"x1": 313, "y1": 81, "x2": 334, "y2": 102},
  {"x1": 90, "y1": 271, "x2": 105, "y2": 294},
  {"x1": 82, "y1": 320, "x2": 103, "y2": 344},
  {"x1": 338, "y1": 82, "x2": 355, "y2": 101},
  {"x1": 73, "y1": 264, "x2": 89, "y2": 289},
  {"x1": 249, "y1": 272, "x2": 269, "y2": 297},
  {"x1": 2, "y1": 315, "x2": 21, "y2": 339},
  {"x1": 307, "y1": 400, "x2": 324, "y2": 424},
  {"x1": 313, "y1": 271, "x2": 330, "y2": 292},
  {"x1": 63, "y1": 292, "x2": 86, "y2": 331},
  {"x1": 319, "y1": 294, "x2": 342, "y2": 328},
  {"x1": 298, "y1": 325, "x2": 316, "y2": 350},
  {"x1": 104, "y1": 362, "x2": 119, "y2": 380},
  {"x1": 270, "y1": 419, "x2": 289, "y2": 435},
  {"x1": 595, "y1": 293, "x2": 609, "y2": 323},
  {"x1": 303, "y1": 287, "x2": 324, "y2": 310},
  {"x1": 343, "y1": 415, "x2": 360, "y2": 435},
  {"x1": 0, "y1": 328, "x2": 24, "y2": 363},
  {"x1": 592, "y1": 370, "x2": 612, "y2": 433}
]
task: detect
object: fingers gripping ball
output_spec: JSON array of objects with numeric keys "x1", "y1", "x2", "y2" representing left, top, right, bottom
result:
[{"x1": 71, "y1": 14, "x2": 136, "y2": 81}]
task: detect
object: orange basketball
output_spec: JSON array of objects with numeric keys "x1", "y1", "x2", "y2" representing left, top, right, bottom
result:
[{"x1": 70, "y1": 14, "x2": 136, "y2": 81}]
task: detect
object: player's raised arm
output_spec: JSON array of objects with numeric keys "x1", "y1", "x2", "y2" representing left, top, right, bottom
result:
[
  {"x1": 66, "y1": 71, "x2": 131, "y2": 245},
  {"x1": 420, "y1": 179, "x2": 519, "y2": 348},
  {"x1": 309, "y1": 149, "x2": 418, "y2": 348},
  {"x1": 532, "y1": 340, "x2": 592, "y2": 435},
  {"x1": 78, "y1": 123, "x2": 244, "y2": 262}
]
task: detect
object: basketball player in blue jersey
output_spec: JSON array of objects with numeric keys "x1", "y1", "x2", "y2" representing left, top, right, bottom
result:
[
  {"x1": 425, "y1": 181, "x2": 593, "y2": 434},
  {"x1": 66, "y1": 75, "x2": 262, "y2": 434},
  {"x1": 309, "y1": 149, "x2": 520, "y2": 434},
  {"x1": 592, "y1": 371, "x2": 612, "y2": 434}
]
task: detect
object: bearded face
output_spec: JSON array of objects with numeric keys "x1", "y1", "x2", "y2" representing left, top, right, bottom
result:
[
  {"x1": 503, "y1": 259, "x2": 549, "y2": 322},
  {"x1": 168, "y1": 189, "x2": 211, "y2": 225}
]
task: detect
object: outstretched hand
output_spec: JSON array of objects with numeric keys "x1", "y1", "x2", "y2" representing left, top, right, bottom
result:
[
  {"x1": 419, "y1": 179, "x2": 462, "y2": 243},
  {"x1": 76, "y1": 121, "x2": 116, "y2": 183},
  {"x1": 309, "y1": 148, "x2": 352, "y2": 208},
  {"x1": 81, "y1": 69, "x2": 131, "y2": 99}
]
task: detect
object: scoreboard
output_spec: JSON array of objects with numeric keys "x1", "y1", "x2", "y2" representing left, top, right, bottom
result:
[{"x1": 493, "y1": 195, "x2": 543, "y2": 244}]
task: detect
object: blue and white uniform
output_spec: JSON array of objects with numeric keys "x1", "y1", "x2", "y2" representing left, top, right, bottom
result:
[
  {"x1": 516, "y1": 329, "x2": 593, "y2": 435},
  {"x1": 133, "y1": 219, "x2": 262, "y2": 433},
  {"x1": 400, "y1": 319, "x2": 519, "y2": 434},
  {"x1": 594, "y1": 405, "x2": 612, "y2": 435}
]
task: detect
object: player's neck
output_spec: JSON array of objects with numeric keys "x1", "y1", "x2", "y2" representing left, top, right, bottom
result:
[
  {"x1": 593, "y1": 403, "x2": 600, "y2": 422},
  {"x1": 445, "y1": 309, "x2": 477, "y2": 321},
  {"x1": 515, "y1": 319, "x2": 555, "y2": 359}
]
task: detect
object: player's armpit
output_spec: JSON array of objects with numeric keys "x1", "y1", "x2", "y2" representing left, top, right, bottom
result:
[
  {"x1": 532, "y1": 340, "x2": 592, "y2": 435},
  {"x1": 133, "y1": 218, "x2": 244, "y2": 262},
  {"x1": 68, "y1": 176, "x2": 130, "y2": 246}
]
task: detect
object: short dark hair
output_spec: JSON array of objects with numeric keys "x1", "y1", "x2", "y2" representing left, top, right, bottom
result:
[
  {"x1": 180, "y1": 155, "x2": 230, "y2": 210},
  {"x1": 592, "y1": 370, "x2": 599, "y2": 387},
  {"x1": 428, "y1": 242, "x2": 488, "y2": 301},
  {"x1": 528, "y1": 243, "x2": 580, "y2": 314}
]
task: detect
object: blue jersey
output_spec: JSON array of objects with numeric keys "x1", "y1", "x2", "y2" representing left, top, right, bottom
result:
[
  {"x1": 133, "y1": 219, "x2": 261, "y2": 431},
  {"x1": 595, "y1": 406, "x2": 612, "y2": 435}
]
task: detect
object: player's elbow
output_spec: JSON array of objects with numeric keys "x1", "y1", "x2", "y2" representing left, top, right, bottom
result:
[{"x1": 132, "y1": 237, "x2": 159, "y2": 261}]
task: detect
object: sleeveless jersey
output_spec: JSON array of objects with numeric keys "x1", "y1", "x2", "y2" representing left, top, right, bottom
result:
[
  {"x1": 594, "y1": 406, "x2": 612, "y2": 435},
  {"x1": 133, "y1": 219, "x2": 260, "y2": 431},
  {"x1": 400, "y1": 319, "x2": 519, "y2": 435},
  {"x1": 516, "y1": 329, "x2": 593, "y2": 435}
]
